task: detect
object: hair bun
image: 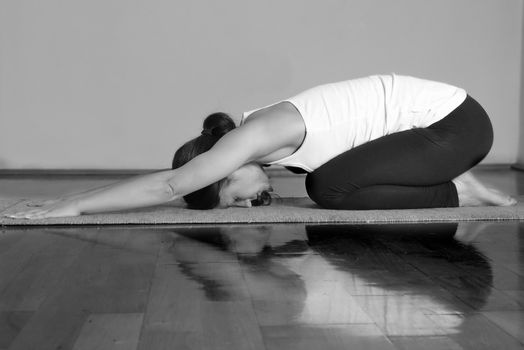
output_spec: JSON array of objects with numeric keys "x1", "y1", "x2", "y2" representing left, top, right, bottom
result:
[{"x1": 202, "y1": 112, "x2": 236, "y2": 137}]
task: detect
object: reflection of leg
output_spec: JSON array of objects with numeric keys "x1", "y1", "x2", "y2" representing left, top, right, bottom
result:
[
  {"x1": 305, "y1": 223, "x2": 459, "y2": 245},
  {"x1": 453, "y1": 171, "x2": 517, "y2": 207}
]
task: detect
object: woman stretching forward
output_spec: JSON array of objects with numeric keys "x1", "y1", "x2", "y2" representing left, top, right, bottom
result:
[{"x1": 7, "y1": 74, "x2": 516, "y2": 219}]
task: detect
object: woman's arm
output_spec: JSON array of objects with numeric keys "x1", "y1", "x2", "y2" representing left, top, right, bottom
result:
[
  {"x1": 74, "y1": 170, "x2": 179, "y2": 213},
  {"x1": 6, "y1": 170, "x2": 178, "y2": 219},
  {"x1": 163, "y1": 104, "x2": 305, "y2": 198},
  {"x1": 29, "y1": 180, "x2": 122, "y2": 206}
]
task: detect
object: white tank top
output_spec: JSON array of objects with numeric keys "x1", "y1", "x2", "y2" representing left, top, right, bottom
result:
[{"x1": 242, "y1": 74, "x2": 467, "y2": 173}]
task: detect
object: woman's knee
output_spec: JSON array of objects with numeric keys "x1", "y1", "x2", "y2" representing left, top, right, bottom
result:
[
  {"x1": 306, "y1": 172, "x2": 387, "y2": 210},
  {"x1": 305, "y1": 172, "x2": 321, "y2": 203},
  {"x1": 306, "y1": 172, "x2": 327, "y2": 206},
  {"x1": 305, "y1": 172, "x2": 347, "y2": 209}
]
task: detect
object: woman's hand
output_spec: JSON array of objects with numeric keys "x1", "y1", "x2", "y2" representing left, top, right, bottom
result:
[{"x1": 4, "y1": 198, "x2": 81, "y2": 219}]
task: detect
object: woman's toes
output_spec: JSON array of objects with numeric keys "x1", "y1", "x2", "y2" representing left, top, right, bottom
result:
[{"x1": 487, "y1": 191, "x2": 517, "y2": 206}]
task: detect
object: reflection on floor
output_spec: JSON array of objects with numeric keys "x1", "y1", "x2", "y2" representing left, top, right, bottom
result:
[
  {"x1": 0, "y1": 166, "x2": 523, "y2": 349},
  {"x1": 1, "y1": 222, "x2": 523, "y2": 350}
]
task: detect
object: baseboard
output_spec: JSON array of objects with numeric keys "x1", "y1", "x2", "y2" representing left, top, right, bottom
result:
[
  {"x1": 512, "y1": 163, "x2": 524, "y2": 171},
  {"x1": 0, "y1": 166, "x2": 305, "y2": 178},
  {"x1": 0, "y1": 169, "x2": 156, "y2": 177},
  {"x1": 0, "y1": 163, "x2": 516, "y2": 177}
]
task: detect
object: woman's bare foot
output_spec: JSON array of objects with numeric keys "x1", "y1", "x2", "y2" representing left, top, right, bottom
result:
[{"x1": 452, "y1": 172, "x2": 517, "y2": 207}]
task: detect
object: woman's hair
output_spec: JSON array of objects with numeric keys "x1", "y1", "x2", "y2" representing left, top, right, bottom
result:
[{"x1": 172, "y1": 112, "x2": 236, "y2": 209}]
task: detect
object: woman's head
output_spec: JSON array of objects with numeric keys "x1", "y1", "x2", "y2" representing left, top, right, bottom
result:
[
  {"x1": 172, "y1": 112, "x2": 272, "y2": 209},
  {"x1": 218, "y1": 163, "x2": 273, "y2": 208}
]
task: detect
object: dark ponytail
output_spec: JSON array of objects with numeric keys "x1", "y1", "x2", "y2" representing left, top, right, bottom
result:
[{"x1": 172, "y1": 112, "x2": 236, "y2": 209}]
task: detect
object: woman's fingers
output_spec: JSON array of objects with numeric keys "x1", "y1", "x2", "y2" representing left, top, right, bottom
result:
[
  {"x1": 4, "y1": 203, "x2": 80, "y2": 219},
  {"x1": 4, "y1": 209, "x2": 46, "y2": 219},
  {"x1": 5, "y1": 207, "x2": 59, "y2": 219},
  {"x1": 25, "y1": 199, "x2": 60, "y2": 207},
  {"x1": 25, "y1": 203, "x2": 41, "y2": 207},
  {"x1": 4, "y1": 197, "x2": 80, "y2": 219}
]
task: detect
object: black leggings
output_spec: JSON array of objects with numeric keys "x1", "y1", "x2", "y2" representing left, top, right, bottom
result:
[{"x1": 305, "y1": 95, "x2": 493, "y2": 209}]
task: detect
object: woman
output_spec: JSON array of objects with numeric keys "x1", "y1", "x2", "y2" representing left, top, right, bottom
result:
[{"x1": 6, "y1": 74, "x2": 516, "y2": 219}]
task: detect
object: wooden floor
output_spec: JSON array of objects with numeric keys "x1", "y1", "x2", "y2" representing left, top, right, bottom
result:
[{"x1": 0, "y1": 167, "x2": 523, "y2": 350}]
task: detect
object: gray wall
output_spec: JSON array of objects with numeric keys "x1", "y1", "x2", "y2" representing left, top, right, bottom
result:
[{"x1": 0, "y1": 0, "x2": 522, "y2": 169}]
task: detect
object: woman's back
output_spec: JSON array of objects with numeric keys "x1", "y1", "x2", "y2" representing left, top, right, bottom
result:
[{"x1": 243, "y1": 74, "x2": 467, "y2": 172}]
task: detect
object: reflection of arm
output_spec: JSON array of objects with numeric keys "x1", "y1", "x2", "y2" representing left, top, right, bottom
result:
[
  {"x1": 172, "y1": 234, "x2": 302, "y2": 302},
  {"x1": 172, "y1": 236, "x2": 255, "y2": 301},
  {"x1": 171, "y1": 235, "x2": 238, "y2": 263}
]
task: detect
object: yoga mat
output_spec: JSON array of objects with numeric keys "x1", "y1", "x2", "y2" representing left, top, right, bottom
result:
[{"x1": 1, "y1": 197, "x2": 523, "y2": 226}]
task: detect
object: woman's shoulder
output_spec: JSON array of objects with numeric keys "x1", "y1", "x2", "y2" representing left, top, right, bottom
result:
[
  {"x1": 241, "y1": 101, "x2": 304, "y2": 137},
  {"x1": 237, "y1": 101, "x2": 306, "y2": 162}
]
